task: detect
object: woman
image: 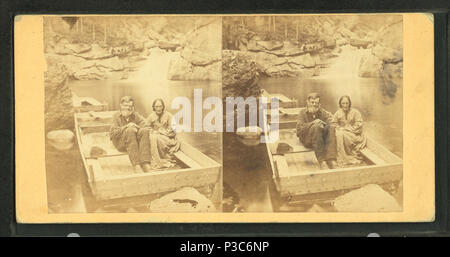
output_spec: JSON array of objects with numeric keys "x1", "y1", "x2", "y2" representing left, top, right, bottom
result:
[
  {"x1": 146, "y1": 98, "x2": 180, "y2": 169},
  {"x1": 332, "y1": 95, "x2": 367, "y2": 166}
]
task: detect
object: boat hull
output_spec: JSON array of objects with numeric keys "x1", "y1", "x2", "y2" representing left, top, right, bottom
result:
[{"x1": 74, "y1": 107, "x2": 222, "y2": 208}]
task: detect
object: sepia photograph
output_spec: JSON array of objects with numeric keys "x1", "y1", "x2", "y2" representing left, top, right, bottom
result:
[
  {"x1": 222, "y1": 15, "x2": 404, "y2": 212},
  {"x1": 14, "y1": 13, "x2": 434, "y2": 222},
  {"x1": 43, "y1": 16, "x2": 223, "y2": 213}
]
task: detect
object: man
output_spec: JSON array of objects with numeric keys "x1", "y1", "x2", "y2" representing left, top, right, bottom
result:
[
  {"x1": 296, "y1": 93, "x2": 338, "y2": 169},
  {"x1": 110, "y1": 96, "x2": 152, "y2": 173}
]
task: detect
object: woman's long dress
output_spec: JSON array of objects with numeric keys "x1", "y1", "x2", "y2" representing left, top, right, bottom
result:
[
  {"x1": 332, "y1": 108, "x2": 367, "y2": 166},
  {"x1": 146, "y1": 111, "x2": 180, "y2": 169}
]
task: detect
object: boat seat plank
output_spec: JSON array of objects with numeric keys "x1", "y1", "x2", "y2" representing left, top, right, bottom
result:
[
  {"x1": 279, "y1": 107, "x2": 301, "y2": 116},
  {"x1": 81, "y1": 132, "x2": 124, "y2": 158},
  {"x1": 174, "y1": 151, "x2": 202, "y2": 168},
  {"x1": 96, "y1": 155, "x2": 142, "y2": 178},
  {"x1": 360, "y1": 148, "x2": 387, "y2": 165},
  {"x1": 268, "y1": 128, "x2": 312, "y2": 155},
  {"x1": 271, "y1": 93, "x2": 295, "y2": 103},
  {"x1": 285, "y1": 151, "x2": 320, "y2": 173}
]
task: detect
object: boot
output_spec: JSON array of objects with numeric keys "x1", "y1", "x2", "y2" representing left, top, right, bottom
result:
[
  {"x1": 141, "y1": 163, "x2": 152, "y2": 173},
  {"x1": 327, "y1": 159, "x2": 338, "y2": 169},
  {"x1": 133, "y1": 165, "x2": 144, "y2": 173},
  {"x1": 319, "y1": 161, "x2": 329, "y2": 170}
]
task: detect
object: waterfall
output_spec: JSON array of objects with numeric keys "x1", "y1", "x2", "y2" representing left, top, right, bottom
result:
[
  {"x1": 320, "y1": 45, "x2": 367, "y2": 79},
  {"x1": 127, "y1": 48, "x2": 175, "y2": 82}
]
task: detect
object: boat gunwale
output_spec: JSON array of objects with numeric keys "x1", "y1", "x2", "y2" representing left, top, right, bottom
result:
[{"x1": 275, "y1": 160, "x2": 402, "y2": 178}]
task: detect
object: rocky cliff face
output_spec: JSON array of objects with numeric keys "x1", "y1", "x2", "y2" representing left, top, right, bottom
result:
[
  {"x1": 44, "y1": 16, "x2": 221, "y2": 81},
  {"x1": 44, "y1": 65, "x2": 74, "y2": 132},
  {"x1": 167, "y1": 18, "x2": 222, "y2": 81},
  {"x1": 223, "y1": 16, "x2": 403, "y2": 80},
  {"x1": 358, "y1": 20, "x2": 403, "y2": 79}
]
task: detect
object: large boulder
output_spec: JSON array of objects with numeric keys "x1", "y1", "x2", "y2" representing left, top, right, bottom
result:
[
  {"x1": 222, "y1": 50, "x2": 260, "y2": 99},
  {"x1": 64, "y1": 43, "x2": 92, "y2": 54},
  {"x1": 73, "y1": 66, "x2": 108, "y2": 80},
  {"x1": 372, "y1": 20, "x2": 403, "y2": 64},
  {"x1": 358, "y1": 52, "x2": 383, "y2": 77},
  {"x1": 382, "y1": 62, "x2": 403, "y2": 79},
  {"x1": 95, "y1": 56, "x2": 124, "y2": 71},
  {"x1": 256, "y1": 40, "x2": 284, "y2": 51},
  {"x1": 280, "y1": 41, "x2": 305, "y2": 56},
  {"x1": 45, "y1": 54, "x2": 88, "y2": 76},
  {"x1": 246, "y1": 51, "x2": 278, "y2": 72},
  {"x1": 167, "y1": 18, "x2": 221, "y2": 81},
  {"x1": 246, "y1": 39, "x2": 265, "y2": 52},
  {"x1": 334, "y1": 184, "x2": 402, "y2": 212},
  {"x1": 148, "y1": 187, "x2": 217, "y2": 212},
  {"x1": 44, "y1": 65, "x2": 74, "y2": 132},
  {"x1": 167, "y1": 52, "x2": 221, "y2": 81},
  {"x1": 181, "y1": 47, "x2": 220, "y2": 66},
  {"x1": 357, "y1": 20, "x2": 403, "y2": 81},
  {"x1": 372, "y1": 44, "x2": 402, "y2": 63},
  {"x1": 288, "y1": 53, "x2": 316, "y2": 68},
  {"x1": 157, "y1": 40, "x2": 180, "y2": 51},
  {"x1": 75, "y1": 44, "x2": 113, "y2": 60},
  {"x1": 375, "y1": 20, "x2": 403, "y2": 53}
]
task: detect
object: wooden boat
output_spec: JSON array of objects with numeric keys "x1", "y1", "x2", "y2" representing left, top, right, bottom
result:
[
  {"x1": 262, "y1": 91, "x2": 403, "y2": 202},
  {"x1": 73, "y1": 102, "x2": 222, "y2": 209},
  {"x1": 72, "y1": 94, "x2": 108, "y2": 112}
]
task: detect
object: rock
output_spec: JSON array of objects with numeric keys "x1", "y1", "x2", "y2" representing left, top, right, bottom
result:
[
  {"x1": 350, "y1": 38, "x2": 371, "y2": 49},
  {"x1": 167, "y1": 52, "x2": 221, "y2": 81},
  {"x1": 288, "y1": 53, "x2": 316, "y2": 68},
  {"x1": 64, "y1": 43, "x2": 92, "y2": 54},
  {"x1": 181, "y1": 47, "x2": 220, "y2": 66},
  {"x1": 47, "y1": 129, "x2": 74, "y2": 150},
  {"x1": 75, "y1": 44, "x2": 113, "y2": 60},
  {"x1": 73, "y1": 66, "x2": 108, "y2": 80},
  {"x1": 236, "y1": 126, "x2": 262, "y2": 139},
  {"x1": 336, "y1": 37, "x2": 348, "y2": 46},
  {"x1": 247, "y1": 51, "x2": 278, "y2": 72},
  {"x1": 322, "y1": 21, "x2": 335, "y2": 36},
  {"x1": 256, "y1": 40, "x2": 284, "y2": 51},
  {"x1": 44, "y1": 65, "x2": 74, "y2": 131},
  {"x1": 267, "y1": 49, "x2": 287, "y2": 57},
  {"x1": 334, "y1": 184, "x2": 402, "y2": 212},
  {"x1": 148, "y1": 187, "x2": 217, "y2": 212},
  {"x1": 372, "y1": 44, "x2": 402, "y2": 63},
  {"x1": 144, "y1": 40, "x2": 158, "y2": 49},
  {"x1": 222, "y1": 50, "x2": 260, "y2": 99},
  {"x1": 337, "y1": 27, "x2": 359, "y2": 41},
  {"x1": 157, "y1": 40, "x2": 179, "y2": 51},
  {"x1": 382, "y1": 62, "x2": 403, "y2": 79},
  {"x1": 375, "y1": 20, "x2": 403, "y2": 53},
  {"x1": 167, "y1": 18, "x2": 221, "y2": 81},
  {"x1": 321, "y1": 36, "x2": 337, "y2": 48},
  {"x1": 307, "y1": 204, "x2": 327, "y2": 212},
  {"x1": 281, "y1": 41, "x2": 305, "y2": 56},
  {"x1": 358, "y1": 52, "x2": 383, "y2": 77},
  {"x1": 95, "y1": 56, "x2": 124, "y2": 71},
  {"x1": 371, "y1": 21, "x2": 402, "y2": 64},
  {"x1": 246, "y1": 39, "x2": 264, "y2": 52},
  {"x1": 45, "y1": 54, "x2": 88, "y2": 76}
]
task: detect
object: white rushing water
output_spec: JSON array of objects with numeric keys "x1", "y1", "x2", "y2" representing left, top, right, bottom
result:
[{"x1": 319, "y1": 45, "x2": 369, "y2": 79}]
